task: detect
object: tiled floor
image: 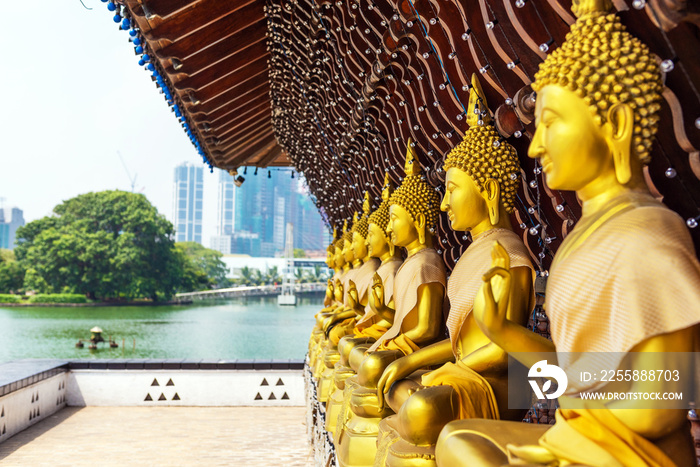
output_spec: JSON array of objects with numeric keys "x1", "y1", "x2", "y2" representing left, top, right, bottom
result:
[{"x1": 0, "y1": 406, "x2": 312, "y2": 466}]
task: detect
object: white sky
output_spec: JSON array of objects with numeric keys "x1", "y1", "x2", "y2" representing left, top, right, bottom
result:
[{"x1": 0, "y1": 0, "x2": 235, "y2": 243}]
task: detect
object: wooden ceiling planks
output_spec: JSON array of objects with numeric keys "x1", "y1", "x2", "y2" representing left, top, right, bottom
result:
[{"x1": 123, "y1": 0, "x2": 286, "y2": 169}]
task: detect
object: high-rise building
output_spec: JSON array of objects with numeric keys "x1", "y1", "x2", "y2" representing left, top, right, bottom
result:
[
  {"x1": 172, "y1": 162, "x2": 203, "y2": 244},
  {"x1": 210, "y1": 171, "x2": 236, "y2": 254},
  {"x1": 218, "y1": 167, "x2": 329, "y2": 257},
  {"x1": 216, "y1": 170, "x2": 235, "y2": 235},
  {"x1": 0, "y1": 207, "x2": 25, "y2": 250}
]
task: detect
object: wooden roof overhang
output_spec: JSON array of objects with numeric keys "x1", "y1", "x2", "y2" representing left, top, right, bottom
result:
[
  {"x1": 117, "y1": 0, "x2": 700, "y2": 271},
  {"x1": 120, "y1": 0, "x2": 289, "y2": 169}
]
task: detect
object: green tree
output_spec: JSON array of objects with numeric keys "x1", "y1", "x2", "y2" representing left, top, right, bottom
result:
[
  {"x1": 293, "y1": 248, "x2": 306, "y2": 258},
  {"x1": 237, "y1": 266, "x2": 254, "y2": 286},
  {"x1": 15, "y1": 190, "x2": 184, "y2": 301},
  {"x1": 252, "y1": 268, "x2": 264, "y2": 286},
  {"x1": 266, "y1": 266, "x2": 281, "y2": 285},
  {"x1": 175, "y1": 242, "x2": 229, "y2": 289},
  {"x1": 0, "y1": 249, "x2": 25, "y2": 293}
]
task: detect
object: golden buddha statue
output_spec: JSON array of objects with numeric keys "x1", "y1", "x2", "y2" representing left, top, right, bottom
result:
[
  {"x1": 325, "y1": 192, "x2": 385, "y2": 434},
  {"x1": 316, "y1": 221, "x2": 357, "y2": 394},
  {"x1": 311, "y1": 235, "x2": 348, "y2": 379},
  {"x1": 309, "y1": 231, "x2": 344, "y2": 369},
  {"x1": 328, "y1": 181, "x2": 403, "y2": 432},
  {"x1": 373, "y1": 75, "x2": 536, "y2": 467},
  {"x1": 435, "y1": 1, "x2": 700, "y2": 465},
  {"x1": 336, "y1": 141, "x2": 447, "y2": 467},
  {"x1": 337, "y1": 174, "x2": 403, "y2": 364}
]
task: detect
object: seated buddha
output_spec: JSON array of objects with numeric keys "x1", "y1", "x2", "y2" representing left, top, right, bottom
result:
[
  {"x1": 326, "y1": 195, "x2": 382, "y2": 347},
  {"x1": 315, "y1": 221, "x2": 358, "y2": 391},
  {"x1": 435, "y1": 1, "x2": 700, "y2": 465},
  {"x1": 336, "y1": 141, "x2": 447, "y2": 467},
  {"x1": 311, "y1": 237, "x2": 348, "y2": 379},
  {"x1": 328, "y1": 182, "x2": 404, "y2": 435},
  {"x1": 309, "y1": 235, "x2": 343, "y2": 367},
  {"x1": 374, "y1": 75, "x2": 536, "y2": 467},
  {"x1": 337, "y1": 174, "x2": 403, "y2": 365}
]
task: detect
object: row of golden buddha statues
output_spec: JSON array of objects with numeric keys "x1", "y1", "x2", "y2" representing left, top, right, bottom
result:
[{"x1": 307, "y1": 1, "x2": 700, "y2": 465}]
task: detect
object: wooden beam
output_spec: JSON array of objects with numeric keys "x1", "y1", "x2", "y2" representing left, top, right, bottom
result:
[
  {"x1": 218, "y1": 128, "x2": 275, "y2": 157},
  {"x1": 208, "y1": 88, "x2": 270, "y2": 125},
  {"x1": 195, "y1": 67, "x2": 268, "y2": 107},
  {"x1": 221, "y1": 136, "x2": 277, "y2": 165},
  {"x1": 152, "y1": 2, "x2": 264, "y2": 57},
  {"x1": 138, "y1": 0, "x2": 196, "y2": 19},
  {"x1": 255, "y1": 146, "x2": 285, "y2": 168},
  {"x1": 145, "y1": 0, "x2": 257, "y2": 42},
  {"x1": 217, "y1": 114, "x2": 272, "y2": 146},
  {"x1": 213, "y1": 102, "x2": 271, "y2": 136},
  {"x1": 188, "y1": 77, "x2": 270, "y2": 116},
  {"x1": 224, "y1": 143, "x2": 281, "y2": 169},
  {"x1": 175, "y1": 54, "x2": 269, "y2": 94},
  {"x1": 165, "y1": 32, "x2": 267, "y2": 77}
]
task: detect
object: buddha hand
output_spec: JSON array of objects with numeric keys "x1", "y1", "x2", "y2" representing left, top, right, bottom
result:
[
  {"x1": 376, "y1": 357, "x2": 414, "y2": 409},
  {"x1": 370, "y1": 273, "x2": 387, "y2": 314},
  {"x1": 473, "y1": 241, "x2": 512, "y2": 339},
  {"x1": 347, "y1": 279, "x2": 360, "y2": 313}
]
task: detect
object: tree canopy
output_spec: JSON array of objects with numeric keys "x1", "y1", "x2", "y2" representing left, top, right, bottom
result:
[
  {"x1": 175, "y1": 241, "x2": 229, "y2": 289},
  {"x1": 12, "y1": 190, "x2": 216, "y2": 301}
]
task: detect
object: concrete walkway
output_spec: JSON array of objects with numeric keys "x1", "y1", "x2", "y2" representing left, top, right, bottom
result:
[{"x1": 0, "y1": 406, "x2": 312, "y2": 466}]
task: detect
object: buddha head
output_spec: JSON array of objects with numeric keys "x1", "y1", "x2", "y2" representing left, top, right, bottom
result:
[
  {"x1": 367, "y1": 173, "x2": 395, "y2": 258},
  {"x1": 387, "y1": 140, "x2": 441, "y2": 249},
  {"x1": 528, "y1": 0, "x2": 662, "y2": 195},
  {"x1": 351, "y1": 192, "x2": 371, "y2": 261},
  {"x1": 326, "y1": 228, "x2": 338, "y2": 269},
  {"x1": 441, "y1": 75, "x2": 521, "y2": 234},
  {"x1": 334, "y1": 236, "x2": 346, "y2": 270},
  {"x1": 342, "y1": 219, "x2": 355, "y2": 264}
]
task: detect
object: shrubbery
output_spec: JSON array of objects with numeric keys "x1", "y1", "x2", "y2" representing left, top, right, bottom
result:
[
  {"x1": 27, "y1": 293, "x2": 87, "y2": 304},
  {"x1": 0, "y1": 294, "x2": 21, "y2": 303}
]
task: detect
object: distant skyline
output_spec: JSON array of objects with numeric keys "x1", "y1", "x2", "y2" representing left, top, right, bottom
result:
[{"x1": 0, "y1": 1, "x2": 306, "y2": 244}]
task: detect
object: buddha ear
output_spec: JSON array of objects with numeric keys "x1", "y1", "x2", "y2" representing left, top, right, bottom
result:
[
  {"x1": 606, "y1": 103, "x2": 634, "y2": 185},
  {"x1": 415, "y1": 212, "x2": 427, "y2": 245},
  {"x1": 483, "y1": 178, "x2": 500, "y2": 225}
]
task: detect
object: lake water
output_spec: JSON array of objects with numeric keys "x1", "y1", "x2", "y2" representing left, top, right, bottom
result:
[{"x1": 0, "y1": 295, "x2": 321, "y2": 363}]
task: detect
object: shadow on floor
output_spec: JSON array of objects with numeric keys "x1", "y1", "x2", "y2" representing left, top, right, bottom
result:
[{"x1": 0, "y1": 406, "x2": 83, "y2": 460}]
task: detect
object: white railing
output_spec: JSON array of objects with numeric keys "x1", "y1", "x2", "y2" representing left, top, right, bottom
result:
[{"x1": 176, "y1": 282, "x2": 326, "y2": 299}]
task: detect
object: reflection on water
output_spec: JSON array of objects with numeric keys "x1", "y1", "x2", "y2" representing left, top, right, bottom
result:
[{"x1": 0, "y1": 294, "x2": 321, "y2": 363}]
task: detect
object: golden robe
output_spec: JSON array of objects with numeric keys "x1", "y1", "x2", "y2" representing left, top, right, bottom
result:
[
  {"x1": 367, "y1": 248, "x2": 446, "y2": 355},
  {"x1": 423, "y1": 228, "x2": 534, "y2": 420},
  {"x1": 329, "y1": 259, "x2": 380, "y2": 345},
  {"x1": 509, "y1": 192, "x2": 700, "y2": 466},
  {"x1": 355, "y1": 257, "x2": 402, "y2": 337}
]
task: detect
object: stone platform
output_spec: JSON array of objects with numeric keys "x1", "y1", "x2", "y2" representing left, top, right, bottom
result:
[{"x1": 0, "y1": 406, "x2": 311, "y2": 466}]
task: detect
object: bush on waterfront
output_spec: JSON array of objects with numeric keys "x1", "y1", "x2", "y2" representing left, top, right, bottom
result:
[
  {"x1": 0, "y1": 293, "x2": 21, "y2": 303},
  {"x1": 14, "y1": 190, "x2": 190, "y2": 301},
  {"x1": 27, "y1": 293, "x2": 87, "y2": 304}
]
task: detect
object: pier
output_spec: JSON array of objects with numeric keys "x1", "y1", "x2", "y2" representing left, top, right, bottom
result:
[{"x1": 176, "y1": 282, "x2": 326, "y2": 301}]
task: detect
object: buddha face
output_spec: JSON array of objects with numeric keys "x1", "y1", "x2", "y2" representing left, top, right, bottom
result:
[
  {"x1": 387, "y1": 204, "x2": 418, "y2": 248},
  {"x1": 352, "y1": 231, "x2": 368, "y2": 260},
  {"x1": 529, "y1": 85, "x2": 613, "y2": 191},
  {"x1": 367, "y1": 223, "x2": 388, "y2": 258},
  {"x1": 334, "y1": 246, "x2": 345, "y2": 269},
  {"x1": 440, "y1": 168, "x2": 489, "y2": 232},
  {"x1": 343, "y1": 238, "x2": 355, "y2": 263}
]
